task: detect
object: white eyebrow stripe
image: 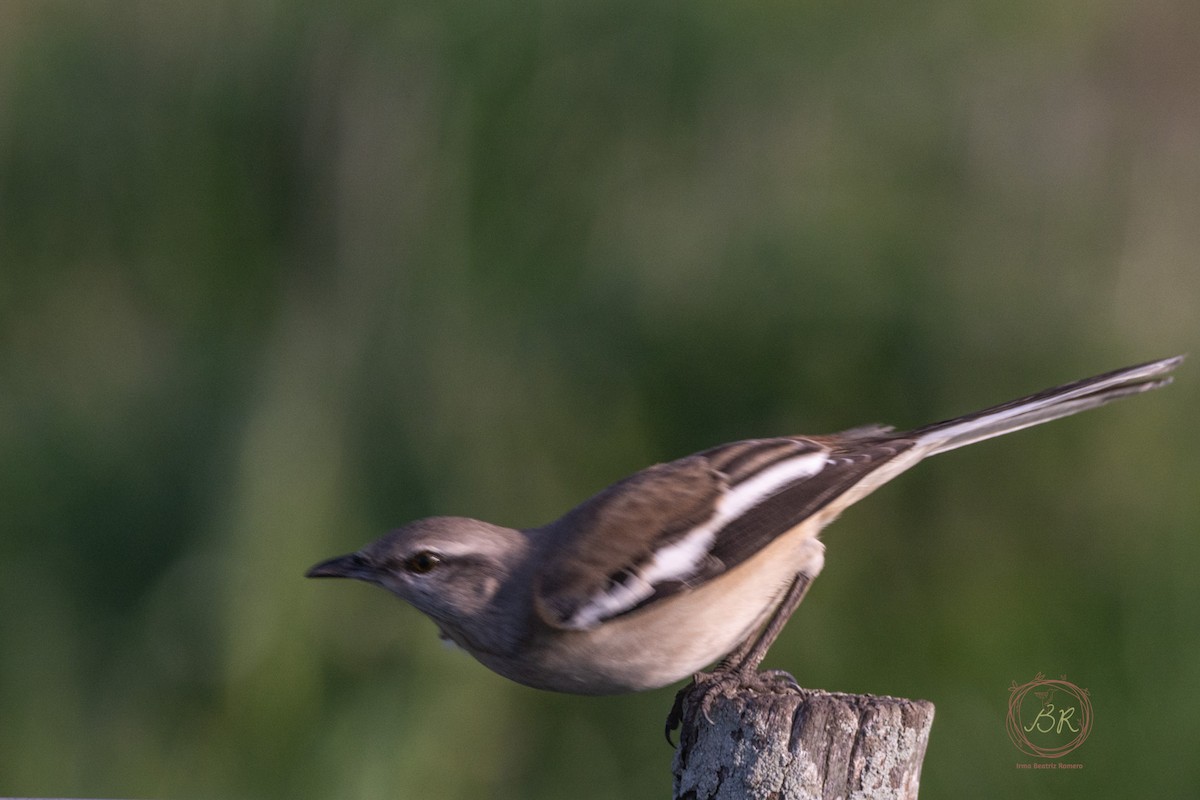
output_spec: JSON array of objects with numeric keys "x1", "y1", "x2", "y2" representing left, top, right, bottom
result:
[{"x1": 566, "y1": 450, "x2": 830, "y2": 628}]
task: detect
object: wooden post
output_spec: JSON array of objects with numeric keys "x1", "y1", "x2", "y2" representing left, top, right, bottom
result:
[{"x1": 672, "y1": 688, "x2": 934, "y2": 800}]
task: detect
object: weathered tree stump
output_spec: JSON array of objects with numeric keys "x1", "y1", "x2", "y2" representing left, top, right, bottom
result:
[{"x1": 672, "y1": 688, "x2": 934, "y2": 800}]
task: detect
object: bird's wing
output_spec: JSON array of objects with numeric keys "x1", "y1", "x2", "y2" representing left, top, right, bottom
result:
[
  {"x1": 533, "y1": 435, "x2": 913, "y2": 630},
  {"x1": 533, "y1": 355, "x2": 1185, "y2": 630}
]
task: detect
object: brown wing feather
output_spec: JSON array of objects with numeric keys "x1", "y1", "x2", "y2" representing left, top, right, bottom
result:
[
  {"x1": 706, "y1": 437, "x2": 914, "y2": 569},
  {"x1": 533, "y1": 434, "x2": 915, "y2": 629},
  {"x1": 534, "y1": 455, "x2": 724, "y2": 627}
]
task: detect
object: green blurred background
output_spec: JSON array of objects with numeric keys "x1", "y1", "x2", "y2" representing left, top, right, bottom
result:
[{"x1": 2, "y1": 1, "x2": 1198, "y2": 797}]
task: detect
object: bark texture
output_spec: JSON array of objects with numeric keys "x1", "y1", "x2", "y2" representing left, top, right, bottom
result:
[{"x1": 672, "y1": 688, "x2": 934, "y2": 800}]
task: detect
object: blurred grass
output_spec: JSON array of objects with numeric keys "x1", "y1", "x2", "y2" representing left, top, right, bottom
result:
[{"x1": 1, "y1": 1, "x2": 1198, "y2": 798}]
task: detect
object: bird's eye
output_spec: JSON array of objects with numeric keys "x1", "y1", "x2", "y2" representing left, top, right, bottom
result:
[{"x1": 404, "y1": 551, "x2": 443, "y2": 574}]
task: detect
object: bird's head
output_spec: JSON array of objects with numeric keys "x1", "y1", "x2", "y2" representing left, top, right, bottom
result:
[{"x1": 306, "y1": 516, "x2": 532, "y2": 635}]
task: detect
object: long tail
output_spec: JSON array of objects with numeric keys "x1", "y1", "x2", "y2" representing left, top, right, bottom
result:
[{"x1": 909, "y1": 355, "x2": 1183, "y2": 455}]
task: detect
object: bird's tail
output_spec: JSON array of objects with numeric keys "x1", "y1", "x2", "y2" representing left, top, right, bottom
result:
[{"x1": 909, "y1": 355, "x2": 1183, "y2": 456}]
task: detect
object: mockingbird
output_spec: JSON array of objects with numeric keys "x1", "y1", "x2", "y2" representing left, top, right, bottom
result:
[{"x1": 308, "y1": 355, "x2": 1180, "y2": 736}]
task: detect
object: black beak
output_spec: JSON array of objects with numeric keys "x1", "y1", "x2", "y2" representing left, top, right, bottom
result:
[{"x1": 306, "y1": 552, "x2": 372, "y2": 580}]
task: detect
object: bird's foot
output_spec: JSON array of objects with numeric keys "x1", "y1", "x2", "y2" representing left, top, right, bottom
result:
[{"x1": 664, "y1": 668, "x2": 802, "y2": 745}]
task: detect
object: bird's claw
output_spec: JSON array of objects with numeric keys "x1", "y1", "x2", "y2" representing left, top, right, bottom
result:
[{"x1": 664, "y1": 668, "x2": 802, "y2": 745}]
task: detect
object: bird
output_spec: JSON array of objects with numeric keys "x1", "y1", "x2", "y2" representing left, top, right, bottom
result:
[
  {"x1": 307, "y1": 355, "x2": 1181, "y2": 737},
  {"x1": 1034, "y1": 687, "x2": 1059, "y2": 709}
]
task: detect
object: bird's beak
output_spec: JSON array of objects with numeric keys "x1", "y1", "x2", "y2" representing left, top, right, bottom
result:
[{"x1": 306, "y1": 552, "x2": 373, "y2": 581}]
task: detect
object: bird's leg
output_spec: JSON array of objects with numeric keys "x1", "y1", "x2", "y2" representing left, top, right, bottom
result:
[
  {"x1": 665, "y1": 568, "x2": 817, "y2": 743},
  {"x1": 725, "y1": 569, "x2": 816, "y2": 676}
]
